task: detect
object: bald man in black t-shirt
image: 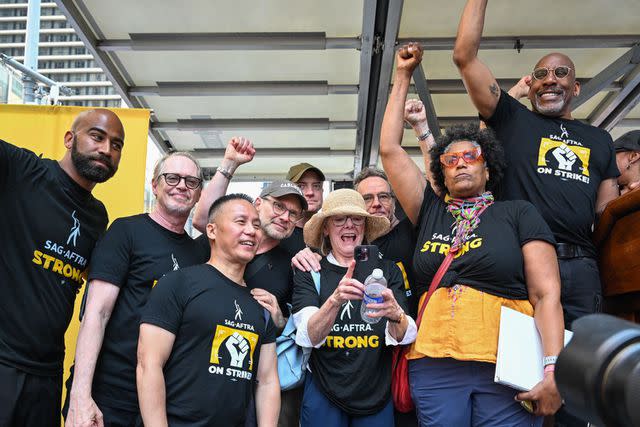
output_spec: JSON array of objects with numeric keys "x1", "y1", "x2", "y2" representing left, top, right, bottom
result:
[{"x1": 0, "y1": 109, "x2": 124, "y2": 427}]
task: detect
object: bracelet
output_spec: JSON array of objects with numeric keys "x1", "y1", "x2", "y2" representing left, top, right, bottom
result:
[
  {"x1": 216, "y1": 167, "x2": 233, "y2": 180},
  {"x1": 388, "y1": 309, "x2": 405, "y2": 324},
  {"x1": 544, "y1": 364, "x2": 556, "y2": 374},
  {"x1": 417, "y1": 129, "x2": 432, "y2": 141},
  {"x1": 543, "y1": 355, "x2": 558, "y2": 367}
]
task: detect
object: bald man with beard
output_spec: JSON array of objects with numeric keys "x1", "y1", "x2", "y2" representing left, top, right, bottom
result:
[{"x1": 0, "y1": 109, "x2": 124, "y2": 427}]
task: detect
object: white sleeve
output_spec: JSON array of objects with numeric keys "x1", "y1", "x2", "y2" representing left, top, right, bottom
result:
[
  {"x1": 293, "y1": 306, "x2": 327, "y2": 349},
  {"x1": 384, "y1": 315, "x2": 417, "y2": 346}
]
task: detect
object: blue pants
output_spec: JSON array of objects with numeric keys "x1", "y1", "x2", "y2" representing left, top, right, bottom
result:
[
  {"x1": 300, "y1": 373, "x2": 394, "y2": 427},
  {"x1": 409, "y1": 357, "x2": 542, "y2": 427}
]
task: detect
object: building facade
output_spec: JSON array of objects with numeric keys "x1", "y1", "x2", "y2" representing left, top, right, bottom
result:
[{"x1": 0, "y1": 0, "x2": 121, "y2": 107}]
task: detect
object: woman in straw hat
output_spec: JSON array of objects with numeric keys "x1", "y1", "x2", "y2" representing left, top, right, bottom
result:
[
  {"x1": 291, "y1": 188, "x2": 417, "y2": 427},
  {"x1": 380, "y1": 42, "x2": 564, "y2": 427}
]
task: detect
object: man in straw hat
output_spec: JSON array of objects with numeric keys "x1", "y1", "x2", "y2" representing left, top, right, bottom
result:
[{"x1": 291, "y1": 188, "x2": 417, "y2": 426}]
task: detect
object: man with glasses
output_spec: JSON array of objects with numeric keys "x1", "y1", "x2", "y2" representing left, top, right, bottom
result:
[
  {"x1": 452, "y1": 3, "x2": 619, "y2": 424},
  {"x1": 0, "y1": 109, "x2": 123, "y2": 427},
  {"x1": 280, "y1": 162, "x2": 326, "y2": 257},
  {"x1": 192, "y1": 137, "x2": 307, "y2": 427},
  {"x1": 64, "y1": 152, "x2": 205, "y2": 427}
]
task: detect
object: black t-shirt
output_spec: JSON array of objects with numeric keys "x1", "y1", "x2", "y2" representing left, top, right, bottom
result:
[
  {"x1": 484, "y1": 91, "x2": 619, "y2": 254},
  {"x1": 141, "y1": 264, "x2": 276, "y2": 427},
  {"x1": 291, "y1": 258, "x2": 408, "y2": 415},
  {"x1": 373, "y1": 217, "x2": 419, "y2": 317},
  {"x1": 413, "y1": 186, "x2": 555, "y2": 299},
  {"x1": 278, "y1": 226, "x2": 306, "y2": 258},
  {"x1": 0, "y1": 140, "x2": 108, "y2": 376},
  {"x1": 197, "y1": 234, "x2": 294, "y2": 316},
  {"x1": 74, "y1": 214, "x2": 204, "y2": 410}
]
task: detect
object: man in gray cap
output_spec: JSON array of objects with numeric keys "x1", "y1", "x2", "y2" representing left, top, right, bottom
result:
[
  {"x1": 280, "y1": 162, "x2": 326, "y2": 257},
  {"x1": 192, "y1": 137, "x2": 308, "y2": 427},
  {"x1": 614, "y1": 130, "x2": 640, "y2": 196}
]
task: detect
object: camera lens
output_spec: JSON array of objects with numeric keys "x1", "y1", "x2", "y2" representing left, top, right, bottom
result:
[{"x1": 556, "y1": 314, "x2": 640, "y2": 427}]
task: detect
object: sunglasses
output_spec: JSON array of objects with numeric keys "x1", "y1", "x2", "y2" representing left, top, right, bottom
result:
[
  {"x1": 532, "y1": 66, "x2": 573, "y2": 81},
  {"x1": 439, "y1": 147, "x2": 484, "y2": 168},
  {"x1": 159, "y1": 173, "x2": 202, "y2": 189}
]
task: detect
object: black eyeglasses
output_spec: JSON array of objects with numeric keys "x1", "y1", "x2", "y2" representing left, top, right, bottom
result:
[
  {"x1": 264, "y1": 197, "x2": 303, "y2": 222},
  {"x1": 159, "y1": 173, "x2": 202, "y2": 189},
  {"x1": 532, "y1": 66, "x2": 573, "y2": 81},
  {"x1": 362, "y1": 192, "x2": 393, "y2": 206}
]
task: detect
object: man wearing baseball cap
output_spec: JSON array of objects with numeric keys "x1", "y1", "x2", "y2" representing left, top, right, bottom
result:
[
  {"x1": 280, "y1": 162, "x2": 326, "y2": 257},
  {"x1": 614, "y1": 130, "x2": 640, "y2": 196}
]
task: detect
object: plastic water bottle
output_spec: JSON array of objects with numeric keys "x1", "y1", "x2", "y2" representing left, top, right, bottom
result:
[{"x1": 361, "y1": 268, "x2": 387, "y2": 324}]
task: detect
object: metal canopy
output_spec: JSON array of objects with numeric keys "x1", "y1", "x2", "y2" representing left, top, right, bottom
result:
[{"x1": 55, "y1": 0, "x2": 640, "y2": 180}]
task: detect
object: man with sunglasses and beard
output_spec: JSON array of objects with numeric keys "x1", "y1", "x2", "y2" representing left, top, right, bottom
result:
[
  {"x1": 0, "y1": 109, "x2": 124, "y2": 427},
  {"x1": 63, "y1": 151, "x2": 205, "y2": 427}
]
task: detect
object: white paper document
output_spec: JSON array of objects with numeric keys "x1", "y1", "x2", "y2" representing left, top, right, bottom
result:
[{"x1": 494, "y1": 306, "x2": 573, "y2": 391}]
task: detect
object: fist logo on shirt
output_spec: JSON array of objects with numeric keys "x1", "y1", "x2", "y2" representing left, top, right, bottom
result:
[
  {"x1": 226, "y1": 332, "x2": 249, "y2": 368},
  {"x1": 552, "y1": 144, "x2": 577, "y2": 171}
]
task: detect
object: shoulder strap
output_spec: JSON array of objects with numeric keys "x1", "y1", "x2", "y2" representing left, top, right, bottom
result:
[
  {"x1": 415, "y1": 251, "x2": 454, "y2": 328},
  {"x1": 310, "y1": 270, "x2": 321, "y2": 294},
  {"x1": 244, "y1": 251, "x2": 272, "y2": 282}
]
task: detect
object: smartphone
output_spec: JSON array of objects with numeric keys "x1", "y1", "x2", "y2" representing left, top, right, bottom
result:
[{"x1": 354, "y1": 245, "x2": 380, "y2": 281}]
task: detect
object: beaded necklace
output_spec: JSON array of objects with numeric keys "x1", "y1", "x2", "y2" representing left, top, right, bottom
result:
[{"x1": 445, "y1": 191, "x2": 494, "y2": 253}]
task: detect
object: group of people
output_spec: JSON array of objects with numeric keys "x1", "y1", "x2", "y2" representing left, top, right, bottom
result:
[{"x1": 1, "y1": 1, "x2": 639, "y2": 426}]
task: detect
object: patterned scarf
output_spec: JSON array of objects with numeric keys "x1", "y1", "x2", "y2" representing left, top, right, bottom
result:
[{"x1": 445, "y1": 191, "x2": 494, "y2": 253}]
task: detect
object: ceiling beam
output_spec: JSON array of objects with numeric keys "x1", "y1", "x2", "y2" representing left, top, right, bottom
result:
[
  {"x1": 589, "y1": 64, "x2": 640, "y2": 127},
  {"x1": 354, "y1": 0, "x2": 382, "y2": 176},
  {"x1": 96, "y1": 34, "x2": 640, "y2": 52},
  {"x1": 151, "y1": 119, "x2": 357, "y2": 131},
  {"x1": 128, "y1": 78, "x2": 622, "y2": 97},
  {"x1": 599, "y1": 83, "x2": 640, "y2": 132},
  {"x1": 572, "y1": 44, "x2": 640, "y2": 110},
  {"x1": 366, "y1": 0, "x2": 404, "y2": 170},
  {"x1": 128, "y1": 81, "x2": 359, "y2": 97},
  {"x1": 54, "y1": 0, "x2": 169, "y2": 152},
  {"x1": 152, "y1": 116, "x2": 640, "y2": 132},
  {"x1": 399, "y1": 35, "x2": 640, "y2": 50},
  {"x1": 97, "y1": 32, "x2": 361, "y2": 51},
  {"x1": 412, "y1": 64, "x2": 441, "y2": 138}
]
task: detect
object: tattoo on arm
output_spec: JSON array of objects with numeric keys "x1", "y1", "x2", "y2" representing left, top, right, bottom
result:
[{"x1": 489, "y1": 83, "x2": 500, "y2": 98}]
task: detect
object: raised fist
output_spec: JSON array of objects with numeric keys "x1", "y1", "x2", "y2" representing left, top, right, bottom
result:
[
  {"x1": 396, "y1": 42, "x2": 423, "y2": 74},
  {"x1": 404, "y1": 99, "x2": 428, "y2": 127},
  {"x1": 552, "y1": 144, "x2": 577, "y2": 171},
  {"x1": 224, "y1": 136, "x2": 256, "y2": 166},
  {"x1": 225, "y1": 332, "x2": 249, "y2": 368}
]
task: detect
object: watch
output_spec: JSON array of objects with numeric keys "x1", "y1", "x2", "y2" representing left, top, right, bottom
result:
[
  {"x1": 543, "y1": 355, "x2": 558, "y2": 366},
  {"x1": 216, "y1": 166, "x2": 233, "y2": 180}
]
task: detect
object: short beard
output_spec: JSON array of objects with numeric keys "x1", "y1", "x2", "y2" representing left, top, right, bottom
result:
[
  {"x1": 531, "y1": 92, "x2": 567, "y2": 116},
  {"x1": 71, "y1": 136, "x2": 116, "y2": 183},
  {"x1": 261, "y1": 222, "x2": 293, "y2": 241}
]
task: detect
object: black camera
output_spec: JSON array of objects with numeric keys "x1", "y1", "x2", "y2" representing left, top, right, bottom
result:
[{"x1": 556, "y1": 314, "x2": 640, "y2": 427}]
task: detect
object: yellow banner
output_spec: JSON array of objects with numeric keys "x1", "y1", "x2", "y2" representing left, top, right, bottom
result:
[{"x1": 0, "y1": 104, "x2": 149, "y2": 416}]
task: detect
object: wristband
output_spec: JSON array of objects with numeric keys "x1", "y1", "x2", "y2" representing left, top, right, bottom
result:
[
  {"x1": 544, "y1": 364, "x2": 555, "y2": 374},
  {"x1": 216, "y1": 167, "x2": 233, "y2": 180},
  {"x1": 543, "y1": 355, "x2": 558, "y2": 367},
  {"x1": 417, "y1": 129, "x2": 432, "y2": 141}
]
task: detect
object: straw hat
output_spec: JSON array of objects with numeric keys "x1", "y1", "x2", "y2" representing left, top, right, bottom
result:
[{"x1": 303, "y1": 188, "x2": 390, "y2": 251}]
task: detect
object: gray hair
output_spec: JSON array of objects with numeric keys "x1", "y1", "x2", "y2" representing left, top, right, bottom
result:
[{"x1": 152, "y1": 151, "x2": 204, "y2": 182}]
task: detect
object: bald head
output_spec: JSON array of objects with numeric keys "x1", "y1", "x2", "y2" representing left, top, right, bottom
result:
[
  {"x1": 71, "y1": 109, "x2": 125, "y2": 139},
  {"x1": 534, "y1": 53, "x2": 575, "y2": 71},
  {"x1": 528, "y1": 52, "x2": 580, "y2": 119}
]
